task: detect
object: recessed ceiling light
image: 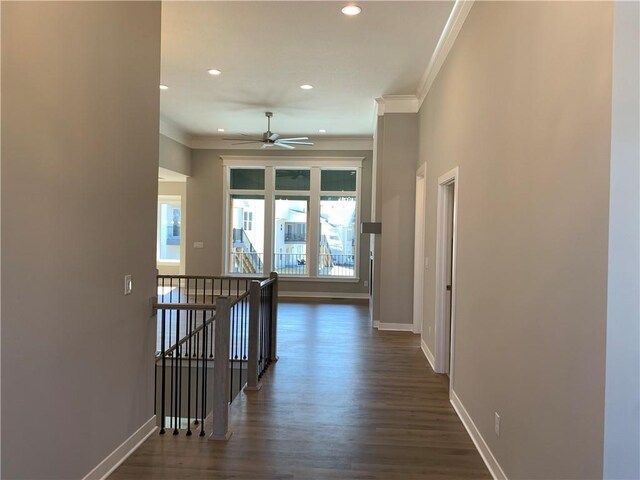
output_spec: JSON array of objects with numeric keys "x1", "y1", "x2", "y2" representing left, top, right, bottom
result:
[
  {"x1": 208, "y1": 69, "x2": 222, "y2": 76},
  {"x1": 341, "y1": 5, "x2": 362, "y2": 16},
  {"x1": 300, "y1": 84, "x2": 314, "y2": 90},
  {"x1": 319, "y1": 129, "x2": 326, "y2": 133},
  {"x1": 217, "y1": 128, "x2": 225, "y2": 132},
  {"x1": 159, "y1": 84, "x2": 169, "y2": 90}
]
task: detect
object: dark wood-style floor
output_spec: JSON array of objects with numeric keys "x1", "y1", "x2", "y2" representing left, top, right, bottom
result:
[{"x1": 110, "y1": 301, "x2": 490, "y2": 479}]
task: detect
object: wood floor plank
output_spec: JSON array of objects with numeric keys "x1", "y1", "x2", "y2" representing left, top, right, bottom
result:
[{"x1": 110, "y1": 301, "x2": 490, "y2": 479}]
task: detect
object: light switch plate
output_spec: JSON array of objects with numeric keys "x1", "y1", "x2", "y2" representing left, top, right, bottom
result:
[
  {"x1": 124, "y1": 275, "x2": 133, "y2": 295},
  {"x1": 494, "y1": 412, "x2": 501, "y2": 437},
  {"x1": 193, "y1": 241, "x2": 204, "y2": 249}
]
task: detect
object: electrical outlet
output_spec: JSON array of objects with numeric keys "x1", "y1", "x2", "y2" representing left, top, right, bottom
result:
[
  {"x1": 124, "y1": 275, "x2": 133, "y2": 295},
  {"x1": 425, "y1": 257, "x2": 429, "y2": 269},
  {"x1": 494, "y1": 412, "x2": 501, "y2": 437},
  {"x1": 364, "y1": 281, "x2": 369, "y2": 287},
  {"x1": 428, "y1": 325, "x2": 432, "y2": 335},
  {"x1": 193, "y1": 241, "x2": 204, "y2": 249}
]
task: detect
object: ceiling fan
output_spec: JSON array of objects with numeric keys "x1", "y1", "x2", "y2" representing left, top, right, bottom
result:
[{"x1": 224, "y1": 112, "x2": 314, "y2": 149}]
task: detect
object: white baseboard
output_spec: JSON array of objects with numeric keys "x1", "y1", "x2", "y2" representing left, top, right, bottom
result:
[
  {"x1": 83, "y1": 415, "x2": 157, "y2": 480},
  {"x1": 377, "y1": 322, "x2": 416, "y2": 332},
  {"x1": 279, "y1": 291, "x2": 368, "y2": 300},
  {"x1": 420, "y1": 338, "x2": 436, "y2": 371},
  {"x1": 450, "y1": 390, "x2": 507, "y2": 480}
]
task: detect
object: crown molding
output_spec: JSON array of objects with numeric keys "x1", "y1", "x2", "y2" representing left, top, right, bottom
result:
[
  {"x1": 191, "y1": 135, "x2": 373, "y2": 151},
  {"x1": 375, "y1": 95, "x2": 420, "y2": 116},
  {"x1": 416, "y1": 0, "x2": 475, "y2": 108},
  {"x1": 159, "y1": 116, "x2": 192, "y2": 147}
]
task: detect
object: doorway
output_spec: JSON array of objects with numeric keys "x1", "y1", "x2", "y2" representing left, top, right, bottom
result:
[{"x1": 434, "y1": 167, "x2": 459, "y2": 386}]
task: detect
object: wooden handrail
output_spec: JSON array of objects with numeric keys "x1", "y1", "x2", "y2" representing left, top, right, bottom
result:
[{"x1": 154, "y1": 302, "x2": 217, "y2": 311}]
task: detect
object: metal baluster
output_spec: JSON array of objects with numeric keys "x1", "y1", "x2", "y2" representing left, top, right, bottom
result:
[
  {"x1": 169, "y1": 310, "x2": 174, "y2": 431},
  {"x1": 241, "y1": 296, "x2": 247, "y2": 361},
  {"x1": 160, "y1": 309, "x2": 166, "y2": 434},
  {"x1": 177, "y1": 343, "x2": 182, "y2": 433},
  {"x1": 187, "y1": 308, "x2": 193, "y2": 436},
  {"x1": 194, "y1": 326, "x2": 200, "y2": 427},
  {"x1": 174, "y1": 309, "x2": 180, "y2": 435},
  {"x1": 200, "y1": 321, "x2": 207, "y2": 436},
  {"x1": 229, "y1": 304, "x2": 235, "y2": 403}
]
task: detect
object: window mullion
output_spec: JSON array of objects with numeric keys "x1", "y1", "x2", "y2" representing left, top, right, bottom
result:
[
  {"x1": 264, "y1": 166, "x2": 274, "y2": 274},
  {"x1": 308, "y1": 167, "x2": 321, "y2": 277}
]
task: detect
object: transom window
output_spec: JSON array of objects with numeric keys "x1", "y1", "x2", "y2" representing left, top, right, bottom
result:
[{"x1": 223, "y1": 158, "x2": 362, "y2": 279}]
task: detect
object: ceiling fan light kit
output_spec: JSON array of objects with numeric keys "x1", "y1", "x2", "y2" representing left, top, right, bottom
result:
[{"x1": 223, "y1": 112, "x2": 314, "y2": 149}]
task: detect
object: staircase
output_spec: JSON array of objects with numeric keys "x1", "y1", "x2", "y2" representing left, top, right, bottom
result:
[{"x1": 232, "y1": 228, "x2": 263, "y2": 273}]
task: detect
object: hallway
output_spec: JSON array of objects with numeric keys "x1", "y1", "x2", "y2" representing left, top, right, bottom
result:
[{"x1": 111, "y1": 301, "x2": 490, "y2": 479}]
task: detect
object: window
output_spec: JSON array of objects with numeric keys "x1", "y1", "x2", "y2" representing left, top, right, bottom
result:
[
  {"x1": 158, "y1": 197, "x2": 181, "y2": 262},
  {"x1": 224, "y1": 160, "x2": 361, "y2": 279},
  {"x1": 319, "y1": 196, "x2": 356, "y2": 277},
  {"x1": 243, "y1": 211, "x2": 253, "y2": 231},
  {"x1": 229, "y1": 195, "x2": 264, "y2": 274},
  {"x1": 274, "y1": 196, "x2": 309, "y2": 275}
]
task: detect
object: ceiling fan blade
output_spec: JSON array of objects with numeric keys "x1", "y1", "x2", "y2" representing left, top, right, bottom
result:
[
  {"x1": 277, "y1": 141, "x2": 314, "y2": 145},
  {"x1": 278, "y1": 137, "x2": 308, "y2": 142},
  {"x1": 274, "y1": 142, "x2": 295, "y2": 150},
  {"x1": 268, "y1": 133, "x2": 279, "y2": 141},
  {"x1": 223, "y1": 137, "x2": 263, "y2": 142},
  {"x1": 232, "y1": 141, "x2": 263, "y2": 145},
  {"x1": 261, "y1": 144, "x2": 273, "y2": 149}
]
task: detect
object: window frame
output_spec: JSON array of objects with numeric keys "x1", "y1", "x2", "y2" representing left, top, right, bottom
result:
[
  {"x1": 222, "y1": 157, "x2": 363, "y2": 281},
  {"x1": 157, "y1": 195, "x2": 182, "y2": 264}
]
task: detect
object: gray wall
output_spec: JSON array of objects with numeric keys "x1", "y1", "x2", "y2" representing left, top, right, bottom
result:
[
  {"x1": 418, "y1": 2, "x2": 613, "y2": 478},
  {"x1": 187, "y1": 149, "x2": 372, "y2": 296},
  {"x1": 1, "y1": 2, "x2": 161, "y2": 478},
  {"x1": 373, "y1": 113, "x2": 419, "y2": 325},
  {"x1": 159, "y1": 133, "x2": 192, "y2": 176},
  {"x1": 603, "y1": 2, "x2": 640, "y2": 478}
]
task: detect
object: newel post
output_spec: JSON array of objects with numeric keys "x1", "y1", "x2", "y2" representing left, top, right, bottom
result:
[
  {"x1": 270, "y1": 271, "x2": 279, "y2": 362},
  {"x1": 246, "y1": 280, "x2": 262, "y2": 391},
  {"x1": 210, "y1": 297, "x2": 232, "y2": 441}
]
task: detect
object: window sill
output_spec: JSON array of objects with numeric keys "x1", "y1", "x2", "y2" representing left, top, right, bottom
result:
[
  {"x1": 157, "y1": 260, "x2": 181, "y2": 265},
  {"x1": 279, "y1": 276, "x2": 360, "y2": 283},
  {"x1": 225, "y1": 274, "x2": 360, "y2": 283}
]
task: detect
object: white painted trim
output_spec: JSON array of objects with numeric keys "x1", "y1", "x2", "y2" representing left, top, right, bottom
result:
[
  {"x1": 421, "y1": 338, "x2": 436, "y2": 372},
  {"x1": 279, "y1": 291, "x2": 368, "y2": 300},
  {"x1": 413, "y1": 169, "x2": 426, "y2": 335},
  {"x1": 375, "y1": 97, "x2": 385, "y2": 116},
  {"x1": 434, "y1": 167, "x2": 460, "y2": 382},
  {"x1": 83, "y1": 416, "x2": 157, "y2": 480},
  {"x1": 450, "y1": 390, "x2": 507, "y2": 480},
  {"x1": 373, "y1": 320, "x2": 380, "y2": 328},
  {"x1": 375, "y1": 95, "x2": 420, "y2": 115},
  {"x1": 377, "y1": 322, "x2": 417, "y2": 332},
  {"x1": 417, "y1": 0, "x2": 475, "y2": 108},
  {"x1": 221, "y1": 156, "x2": 364, "y2": 168},
  {"x1": 158, "y1": 166, "x2": 188, "y2": 183},
  {"x1": 159, "y1": 116, "x2": 191, "y2": 147},
  {"x1": 193, "y1": 136, "x2": 373, "y2": 151}
]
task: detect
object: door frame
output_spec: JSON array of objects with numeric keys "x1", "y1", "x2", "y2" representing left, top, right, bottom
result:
[
  {"x1": 412, "y1": 164, "x2": 427, "y2": 334},
  {"x1": 434, "y1": 167, "x2": 459, "y2": 389}
]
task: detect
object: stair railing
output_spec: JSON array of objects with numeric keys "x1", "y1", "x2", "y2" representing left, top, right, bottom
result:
[{"x1": 154, "y1": 272, "x2": 278, "y2": 441}]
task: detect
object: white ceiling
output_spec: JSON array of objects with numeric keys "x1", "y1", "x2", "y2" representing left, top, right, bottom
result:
[{"x1": 160, "y1": 1, "x2": 454, "y2": 139}]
